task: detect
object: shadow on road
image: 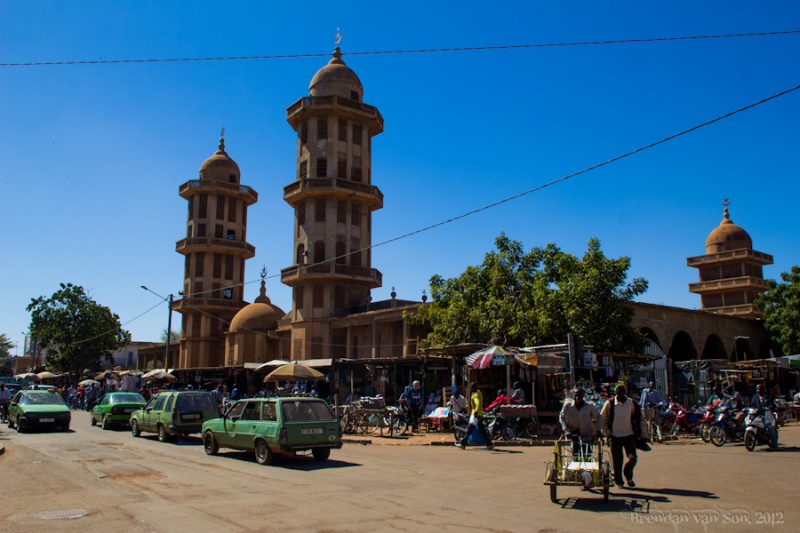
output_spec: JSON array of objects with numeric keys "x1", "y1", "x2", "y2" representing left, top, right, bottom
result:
[
  {"x1": 630, "y1": 487, "x2": 718, "y2": 499},
  {"x1": 561, "y1": 495, "x2": 653, "y2": 513},
  {"x1": 761, "y1": 445, "x2": 800, "y2": 453},
  {"x1": 217, "y1": 450, "x2": 362, "y2": 470}
]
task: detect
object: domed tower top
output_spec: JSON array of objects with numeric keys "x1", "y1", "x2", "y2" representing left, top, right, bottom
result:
[
  {"x1": 308, "y1": 46, "x2": 364, "y2": 101},
  {"x1": 199, "y1": 134, "x2": 241, "y2": 183},
  {"x1": 705, "y1": 206, "x2": 753, "y2": 254}
]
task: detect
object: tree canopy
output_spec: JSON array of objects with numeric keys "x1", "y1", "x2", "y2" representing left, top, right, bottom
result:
[
  {"x1": 27, "y1": 283, "x2": 131, "y2": 374},
  {"x1": 0, "y1": 333, "x2": 14, "y2": 360},
  {"x1": 757, "y1": 265, "x2": 800, "y2": 356},
  {"x1": 161, "y1": 329, "x2": 180, "y2": 344},
  {"x1": 407, "y1": 234, "x2": 648, "y2": 353}
]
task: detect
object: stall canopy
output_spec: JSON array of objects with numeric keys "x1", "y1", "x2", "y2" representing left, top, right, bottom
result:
[
  {"x1": 465, "y1": 346, "x2": 516, "y2": 369},
  {"x1": 250, "y1": 358, "x2": 333, "y2": 372},
  {"x1": 778, "y1": 355, "x2": 800, "y2": 369}
]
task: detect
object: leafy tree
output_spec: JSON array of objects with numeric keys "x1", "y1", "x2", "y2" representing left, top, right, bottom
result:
[
  {"x1": 27, "y1": 283, "x2": 131, "y2": 375},
  {"x1": 757, "y1": 266, "x2": 800, "y2": 355},
  {"x1": 161, "y1": 329, "x2": 180, "y2": 344},
  {"x1": 0, "y1": 333, "x2": 14, "y2": 360},
  {"x1": 407, "y1": 234, "x2": 648, "y2": 353}
]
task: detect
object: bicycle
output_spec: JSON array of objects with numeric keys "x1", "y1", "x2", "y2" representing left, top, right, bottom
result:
[{"x1": 643, "y1": 406, "x2": 663, "y2": 443}]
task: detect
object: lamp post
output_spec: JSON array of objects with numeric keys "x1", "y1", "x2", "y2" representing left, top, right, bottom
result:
[{"x1": 141, "y1": 285, "x2": 174, "y2": 369}]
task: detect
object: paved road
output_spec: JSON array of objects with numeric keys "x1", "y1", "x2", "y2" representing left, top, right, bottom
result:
[{"x1": 1, "y1": 410, "x2": 798, "y2": 532}]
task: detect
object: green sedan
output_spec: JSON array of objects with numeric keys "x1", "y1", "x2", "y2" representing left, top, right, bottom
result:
[
  {"x1": 91, "y1": 392, "x2": 146, "y2": 429},
  {"x1": 202, "y1": 397, "x2": 341, "y2": 465},
  {"x1": 7, "y1": 390, "x2": 71, "y2": 432}
]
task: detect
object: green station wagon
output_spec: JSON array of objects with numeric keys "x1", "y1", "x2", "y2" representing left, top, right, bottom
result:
[
  {"x1": 7, "y1": 390, "x2": 71, "y2": 432},
  {"x1": 91, "y1": 392, "x2": 146, "y2": 429},
  {"x1": 202, "y1": 397, "x2": 342, "y2": 465},
  {"x1": 129, "y1": 390, "x2": 217, "y2": 442}
]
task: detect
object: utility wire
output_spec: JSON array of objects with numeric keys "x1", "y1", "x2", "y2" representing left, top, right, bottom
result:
[
  {"x1": 2, "y1": 29, "x2": 799, "y2": 68},
  {"x1": 182, "y1": 81, "x2": 800, "y2": 305},
  {"x1": 71, "y1": 299, "x2": 166, "y2": 346}
]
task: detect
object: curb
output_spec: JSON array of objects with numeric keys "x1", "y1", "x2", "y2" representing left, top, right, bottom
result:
[{"x1": 342, "y1": 438, "x2": 372, "y2": 445}]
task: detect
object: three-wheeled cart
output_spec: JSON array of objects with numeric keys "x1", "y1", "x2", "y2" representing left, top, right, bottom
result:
[{"x1": 544, "y1": 436, "x2": 611, "y2": 503}]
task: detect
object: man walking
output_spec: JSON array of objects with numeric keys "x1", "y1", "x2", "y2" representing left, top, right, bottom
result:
[
  {"x1": 456, "y1": 382, "x2": 493, "y2": 450},
  {"x1": 407, "y1": 380, "x2": 424, "y2": 433},
  {"x1": 601, "y1": 382, "x2": 641, "y2": 488}
]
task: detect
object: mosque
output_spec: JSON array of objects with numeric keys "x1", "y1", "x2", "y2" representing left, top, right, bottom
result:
[{"x1": 164, "y1": 44, "x2": 776, "y2": 380}]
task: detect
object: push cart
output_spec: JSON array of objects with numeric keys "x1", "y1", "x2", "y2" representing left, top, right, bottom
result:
[{"x1": 543, "y1": 436, "x2": 611, "y2": 503}]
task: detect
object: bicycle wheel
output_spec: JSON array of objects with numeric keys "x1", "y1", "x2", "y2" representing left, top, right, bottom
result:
[
  {"x1": 366, "y1": 413, "x2": 383, "y2": 434},
  {"x1": 522, "y1": 419, "x2": 540, "y2": 439},
  {"x1": 355, "y1": 412, "x2": 371, "y2": 434}
]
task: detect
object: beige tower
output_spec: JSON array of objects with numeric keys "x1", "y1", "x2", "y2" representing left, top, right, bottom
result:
[
  {"x1": 687, "y1": 205, "x2": 773, "y2": 318},
  {"x1": 280, "y1": 46, "x2": 384, "y2": 358},
  {"x1": 174, "y1": 137, "x2": 258, "y2": 367}
]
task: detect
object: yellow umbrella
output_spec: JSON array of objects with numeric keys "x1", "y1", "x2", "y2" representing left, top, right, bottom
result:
[
  {"x1": 264, "y1": 363, "x2": 324, "y2": 383},
  {"x1": 36, "y1": 371, "x2": 60, "y2": 380}
]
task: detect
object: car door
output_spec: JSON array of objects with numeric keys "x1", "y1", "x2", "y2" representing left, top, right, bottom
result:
[
  {"x1": 260, "y1": 401, "x2": 279, "y2": 447},
  {"x1": 9, "y1": 392, "x2": 22, "y2": 424},
  {"x1": 233, "y1": 401, "x2": 261, "y2": 449},
  {"x1": 218, "y1": 401, "x2": 245, "y2": 447},
  {"x1": 95, "y1": 394, "x2": 110, "y2": 422},
  {"x1": 145, "y1": 395, "x2": 165, "y2": 431}
]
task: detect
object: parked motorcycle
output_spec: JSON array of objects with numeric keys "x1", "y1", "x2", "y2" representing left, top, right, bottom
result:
[
  {"x1": 709, "y1": 406, "x2": 743, "y2": 447},
  {"x1": 744, "y1": 408, "x2": 778, "y2": 451},
  {"x1": 698, "y1": 407, "x2": 716, "y2": 442},
  {"x1": 670, "y1": 404, "x2": 704, "y2": 436}
]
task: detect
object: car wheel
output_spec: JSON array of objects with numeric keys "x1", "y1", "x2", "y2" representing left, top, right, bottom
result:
[
  {"x1": 16, "y1": 420, "x2": 25, "y2": 433},
  {"x1": 130, "y1": 419, "x2": 141, "y2": 437},
  {"x1": 254, "y1": 439, "x2": 274, "y2": 465},
  {"x1": 90, "y1": 415, "x2": 97, "y2": 427},
  {"x1": 312, "y1": 448, "x2": 330, "y2": 462},
  {"x1": 203, "y1": 431, "x2": 219, "y2": 455},
  {"x1": 101, "y1": 415, "x2": 110, "y2": 430},
  {"x1": 61, "y1": 424, "x2": 70, "y2": 432},
  {"x1": 157, "y1": 424, "x2": 171, "y2": 443}
]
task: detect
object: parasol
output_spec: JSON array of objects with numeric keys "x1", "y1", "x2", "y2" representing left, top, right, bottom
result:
[
  {"x1": 36, "y1": 371, "x2": 60, "y2": 380},
  {"x1": 79, "y1": 379, "x2": 100, "y2": 387},
  {"x1": 14, "y1": 372, "x2": 39, "y2": 381},
  {"x1": 264, "y1": 362, "x2": 324, "y2": 383},
  {"x1": 466, "y1": 346, "x2": 514, "y2": 369},
  {"x1": 142, "y1": 369, "x2": 176, "y2": 382}
]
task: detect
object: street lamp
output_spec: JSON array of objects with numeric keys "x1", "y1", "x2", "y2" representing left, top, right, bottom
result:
[{"x1": 141, "y1": 285, "x2": 175, "y2": 369}]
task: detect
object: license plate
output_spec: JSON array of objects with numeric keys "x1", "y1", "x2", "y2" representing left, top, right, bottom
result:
[
  {"x1": 40, "y1": 418, "x2": 55, "y2": 423},
  {"x1": 300, "y1": 428, "x2": 324, "y2": 435},
  {"x1": 124, "y1": 408, "x2": 134, "y2": 413},
  {"x1": 182, "y1": 414, "x2": 200, "y2": 420}
]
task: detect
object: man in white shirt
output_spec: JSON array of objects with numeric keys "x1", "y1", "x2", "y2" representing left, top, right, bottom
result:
[
  {"x1": 601, "y1": 382, "x2": 641, "y2": 488},
  {"x1": 560, "y1": 388, "x2": 600, "y2": 459}
]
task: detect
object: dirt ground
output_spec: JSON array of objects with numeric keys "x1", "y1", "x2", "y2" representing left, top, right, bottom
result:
[{"x1": 1, "y1": 410, "x2": 798, "y2": 532}]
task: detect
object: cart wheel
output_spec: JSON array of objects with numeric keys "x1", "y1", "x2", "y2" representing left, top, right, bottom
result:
[{"x1": 550, "y1": 484, "x2": 558, "y2": 503}]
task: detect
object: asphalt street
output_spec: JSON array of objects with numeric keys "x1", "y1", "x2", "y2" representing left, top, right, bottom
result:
[{"x1": 1, "y1": 410, "x2": 798, "y2": 532}]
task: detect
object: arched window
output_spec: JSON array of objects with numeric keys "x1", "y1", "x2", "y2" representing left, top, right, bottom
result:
[{"x1": 296, "y1": 244, "x2": 305, "y2": 265}]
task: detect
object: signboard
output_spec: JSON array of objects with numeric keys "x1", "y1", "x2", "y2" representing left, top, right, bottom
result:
[
  {"x1": 491, "y1": 354, "x2": 507, "y2": 367},
  {"x1": 582, "y1": 352, "x2": 597, "y2": 369}
]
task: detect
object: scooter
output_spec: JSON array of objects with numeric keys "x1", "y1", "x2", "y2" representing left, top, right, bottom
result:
[
  {"x1": 708, "y1": 406, "x2": 743, "y2": 447},
  {"x1": 670, "y1": 404, "x2": 704, "y2": 436},
  {"x1": 744, "y1": 408, "x2": 778, "y2": 451},
  {"x1": 698, "y1": 407, "x2": 717, "y2": 443}
]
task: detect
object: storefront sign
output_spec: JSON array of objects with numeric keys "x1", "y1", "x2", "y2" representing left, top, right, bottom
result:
[{"x1": 582, "y1": 352, "x2": 597, "y2": 369}]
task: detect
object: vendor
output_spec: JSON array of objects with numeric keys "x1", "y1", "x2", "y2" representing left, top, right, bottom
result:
[{"x1": 485, "y1": 389, "x2": 512, "y2": 412}]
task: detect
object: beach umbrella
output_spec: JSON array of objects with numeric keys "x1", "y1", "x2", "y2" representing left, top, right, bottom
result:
[
  {"x1": 36, "y1": 371, "x2": 60, "y2": 380},
  {"x1": 79, "y1": 379, "x2": 100, "y2": 387},
  {"x1": 264, "y1": 362, "x2": 324, "y2": 383},
  {"x1": 142, "y1": 369, "x2": 176, "y2": 382},
  {"x1": 466, "y1": 346, "x2": 513, "y2": 370},
  {"x1": 14, "y1": 372, "x2": 39, "y2": 381}
]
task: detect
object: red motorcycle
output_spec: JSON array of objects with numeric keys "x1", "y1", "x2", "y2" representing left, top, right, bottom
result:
[
  {"x1": 670, "y1": 404, "x2": 705, "y2": 436},
  {"x1": 698, "y1": 407, "x2": 717, "y2": 442}
]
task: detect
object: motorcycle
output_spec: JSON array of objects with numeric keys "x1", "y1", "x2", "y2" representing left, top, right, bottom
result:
[
  {"x1": 698, "y1": 407, "x2": 717, "y2": 442},
  {"x1": 453, "y1": 412, "x2": 492, "y2": 446},
  {"x1": 485, "y1": 412, "x2": 516, "y2": 441},
  {"x1": 744, "y1": 408, "x2": 778, "y2": 451},
  {"x1": 708, "y1": 406, "x2": 743, "y2": 447},
  {"x1": 670, "y1": 404, "x2": 704, "y2": 436}
]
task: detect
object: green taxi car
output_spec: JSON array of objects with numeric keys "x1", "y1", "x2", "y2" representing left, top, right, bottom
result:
[
  {"x1": 91, "y1": 392, "x2": 146, "y2": 429},
  {"x1": 7, "y1": 390, "x2": 71, "y2": 432},
  {"x1": 129, "y1": 390, "x2": 218, "y2": 442},
  {"x1": 202, "y1": 397, "x2": 342, "y2": 465}
]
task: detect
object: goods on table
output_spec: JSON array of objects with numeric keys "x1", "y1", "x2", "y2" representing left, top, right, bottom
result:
[
  {"x1": 497, "y1": 404, "x2": 537, "y2": 417},
  {"x1": 353, "y1": 396, "x2": 385, "y2": 410}
]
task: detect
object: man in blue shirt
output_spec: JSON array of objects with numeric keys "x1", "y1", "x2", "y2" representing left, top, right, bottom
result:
[
  {"x1": 639, "y1": 382, "x2": 665, "y2": 409},
  {"x1": 407, "y1": 380, "x2": 424, "y2": 433}
]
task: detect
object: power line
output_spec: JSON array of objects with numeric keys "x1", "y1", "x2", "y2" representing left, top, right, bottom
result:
[
  {"x1": 2, "y1": 29, "x2": 799, "y2": 68},
  {"x1": 181, "y1": 80, "x2": 800, "y2": 305},
  {"x1": 71, "y1": 299, "x2": 165, "y2": 346}
]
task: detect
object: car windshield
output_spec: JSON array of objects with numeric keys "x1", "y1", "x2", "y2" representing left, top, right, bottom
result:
[
  {"x1": 20, "y1": 393, "x2": 65, "y2": 406},
  {"x1": 281, "y1": 400, "x2": 335, "y2": 422},
  {"x1": 176, "y1": 393, "x2": 215, "y2": 412},
  {"x1": 111, "y1": 393, "x2": 145, "y2": 403}
]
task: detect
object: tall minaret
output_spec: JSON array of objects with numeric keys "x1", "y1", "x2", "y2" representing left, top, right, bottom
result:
[
  {"x1": 280, "y1": 42, "x2": 384, "y2": 359},
  {"x1": 174, "y1": 135, "x2": 258, "y2": 367}
]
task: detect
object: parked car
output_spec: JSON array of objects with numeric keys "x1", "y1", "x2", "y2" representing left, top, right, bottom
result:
[
  {"x1": 202, "y1": 397, "x2": 342, "y2": 465},
  {"x1": 129, "y1": 390, "x2": 217, "y2": 442},
  {"x1": 91, "y1": 392, "x2": 146, "y2": 429},
  {"x1": 7, "y1": 389, "x2": 71, "y2": 432}
]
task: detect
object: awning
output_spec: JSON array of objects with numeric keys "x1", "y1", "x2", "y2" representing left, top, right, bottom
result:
[
  {"x1": 779, "y1": 355, "x2": 800, "y2": 369},
  {"x1": 515, "y1": 353, "x2": 538, "y2": 367},
  {"x1": 465, "y1": 346, "x2": 515, "y2": 369}
]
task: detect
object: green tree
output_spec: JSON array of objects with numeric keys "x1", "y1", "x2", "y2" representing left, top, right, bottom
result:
[
  {"x1": 0, "y1": 333, "x2": 14, "y2": 359},
  {"x1": 757, "y1": 265, "x2": 800, "y2": 355},
  {"x1": 27, "y1": 283, "x2": 131, "y2": 375},
  {"x1": 161, "y1": 329, "x2": 180, "y2": 344},
  {"x1": 407, "y1": 234, "x2": 648, "y2": 353}
]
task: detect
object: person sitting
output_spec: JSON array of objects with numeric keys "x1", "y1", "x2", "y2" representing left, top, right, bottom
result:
[
  {"x1": 484, "y1": 389, "x2": 511, "y2": 413},
  {"x1": 560, "y1": 388, "x2": 600, "y2": 460}
]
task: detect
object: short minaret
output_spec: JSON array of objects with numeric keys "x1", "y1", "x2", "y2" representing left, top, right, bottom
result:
[
  {"x1": 174, "y1": 135, "x2": 258, "y2": 367},
  {"x1": 687, "y1": 202, "x2": 772, "y2": 318},
  {"x1": 280, "y1": 41, "x2": 384, "y2": 359}
]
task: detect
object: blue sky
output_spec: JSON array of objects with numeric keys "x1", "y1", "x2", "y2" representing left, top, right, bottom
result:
[{"x1": 1, "y1": 1, "x2": 799, "y2": 353}]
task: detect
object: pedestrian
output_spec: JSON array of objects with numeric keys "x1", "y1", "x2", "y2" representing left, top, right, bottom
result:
[
  {"x1": 406, "y1": 380, "x2": 424, "y2": 433},
  {"x1": 456, "y1": 382, "x2": 493, "y2": 450},
  {"x1": 511, "y1": 381, "x2": 525, "y2": 404},
  {"x1": 639, "y1": 382, "x2": 665, "y2": 409},
  {"x1": 560, "y1": 387, "x2": 600, "y2": 460},
  {"x1": 601, "y1": 382, "x2": 641, "y2": 488},
  {"x1": 230, "y1": 385, "x2": 239, "y2": 401},
  {"x1": 484, "y1": 389, "x2": 511, "y2": 413},
  {"x1": 447, "y1": 386, "x2": 467, "y2": 415},
  {"x1": 0, "y1": 384, "x2": 11, "y2": 421}
]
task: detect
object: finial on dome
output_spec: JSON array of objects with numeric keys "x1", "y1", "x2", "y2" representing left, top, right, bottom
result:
[
  {"x1": 254, "y1": 266, "x2": 270, "y2": 304},
  {"x1": 722, "y1": 198, "x2": 731, "y2": 223},
  {"x1": 331, "y1": 28, "x2": 344, "y2": 63},
  {"x1": 218, "y1": 126, "x2": 226, "y2": 153}
]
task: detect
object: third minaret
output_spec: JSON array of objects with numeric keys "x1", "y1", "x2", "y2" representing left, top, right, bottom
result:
[{"x1": 280, "y1": 46, "x2": 384, "y2": 358}]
